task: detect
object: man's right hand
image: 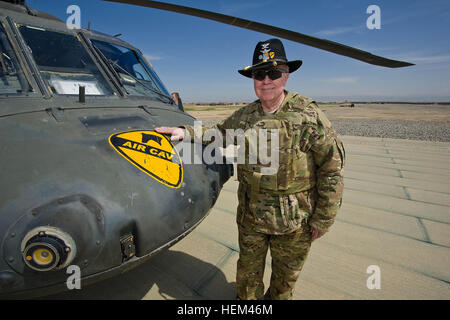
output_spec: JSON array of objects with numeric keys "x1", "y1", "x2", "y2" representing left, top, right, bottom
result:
[{"x1": 155, "y1": 127, "x2": 186, "y2": 141}]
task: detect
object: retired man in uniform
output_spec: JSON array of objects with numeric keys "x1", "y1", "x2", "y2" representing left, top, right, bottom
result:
[{"x1": 156, "y1": 38, "x2": 345, "y2": 300}]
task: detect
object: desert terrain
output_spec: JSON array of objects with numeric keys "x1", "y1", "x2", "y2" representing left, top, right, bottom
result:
[
  {"x1": 185, "y1": 102, "x2": 450, "y2": 142},
  {"x1": 185, "y1": 102, "x2": 450, "y2": 122}
]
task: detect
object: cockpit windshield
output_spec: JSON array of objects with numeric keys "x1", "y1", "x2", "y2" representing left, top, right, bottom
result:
[
  {"x1": 0, "y1": 23, "x2": 31, "y2": 95},
  {"x1": 18, "y1": 25, "x2": 114, "y2": 96},
  {"x1": 91, "y1": 39, "x2": 171, "y2": 102}
]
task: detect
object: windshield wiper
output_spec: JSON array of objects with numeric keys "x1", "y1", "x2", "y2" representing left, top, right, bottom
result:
[
  {"x1": 92, "y1": 43, "x2": 174, "y2": 104},
  {"x1": 92, "y1": 44, "x2": 128, "y2": 94},
  {"x1": 0, "y1": 31, "x2": 30, "y2": 92},
  {"x1": 107, "y1": 58, "x2": 174, "y2": 104},
  {"x1": 0, "y1": 52, "x2": 10, "y2": 75}
]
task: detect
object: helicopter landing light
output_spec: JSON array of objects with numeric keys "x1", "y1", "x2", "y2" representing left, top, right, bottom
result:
[
  {"x1": 21, "y1": 227, "x2": 77, "y2": 272},
  {"x1": 23, "y1": 242, "x2": 60, "y2": 271}
]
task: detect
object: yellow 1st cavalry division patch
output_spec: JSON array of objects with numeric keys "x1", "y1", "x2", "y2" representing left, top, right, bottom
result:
[{"x1": 109, "y1": 130, "x2": 183, "y2": 188}]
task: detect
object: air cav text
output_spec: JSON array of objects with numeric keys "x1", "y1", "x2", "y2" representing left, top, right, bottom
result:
[{"x1": 121, "y1": 141, "x2": 174, "y2": 161}]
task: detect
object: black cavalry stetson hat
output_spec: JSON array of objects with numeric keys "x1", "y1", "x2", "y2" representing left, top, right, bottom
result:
[{"x1": 238, "y1": 38, "x2": 302, "y2": 78}]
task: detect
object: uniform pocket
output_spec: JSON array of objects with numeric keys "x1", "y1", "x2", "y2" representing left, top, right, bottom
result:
[
  {"x1": 276, "y1": 190, "x2": 315, "y2": 232},
  {"x1": 279, "y1": 194, "x2": 307, "y2": 232},
  {"x1": 294, "y1": 189, "x2": 316, "y2": 222},
  {"x1": 292, "y1": 148, "x2": 315, "y2": 180},
  {"x1": 247, "y1": 192, "x2": 279, "y2": 231}
]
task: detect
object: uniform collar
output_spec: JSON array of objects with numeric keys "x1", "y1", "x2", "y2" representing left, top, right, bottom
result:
[
  {"x1": 258, "y1": 90, "x2": 296, "y2": 115},
  {"x1": 251, "y1": 90, "x2": 300, "y2": 115}
]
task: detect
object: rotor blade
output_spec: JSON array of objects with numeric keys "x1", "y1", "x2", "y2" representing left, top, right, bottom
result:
[{"x1": 103, "y1": 0, "x2": 414, "y2": 68}]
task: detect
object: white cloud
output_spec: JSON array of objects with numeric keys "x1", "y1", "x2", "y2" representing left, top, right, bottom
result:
[
  {"x1": 144, "y1": 54, "x2": 163, "y2": 61},
  {"x1": 390, "y1": 52, "x2": 450, "y2": 66},
  {"x1": 322, "y1": 77, "x2": 359, "y2": 84},
  {"x1": 315, "y1": 25, "x2": 364, "y2": 37},
  {"x1": 406, "y1": 54, "x2": 450, "y2": 64}
]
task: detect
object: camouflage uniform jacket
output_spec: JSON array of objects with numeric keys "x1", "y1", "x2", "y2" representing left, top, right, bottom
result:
[{"x1": 184, "y1": 91, "x2": 345, "y2": 235}]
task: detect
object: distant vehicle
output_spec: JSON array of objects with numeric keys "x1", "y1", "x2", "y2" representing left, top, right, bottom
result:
[{"x1": 338, "y1": 102, "x2": 355, "y2": 108}]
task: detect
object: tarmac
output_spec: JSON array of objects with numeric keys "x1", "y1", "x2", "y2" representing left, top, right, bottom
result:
[{"x1": 46, "y1": 135, "x2": 450, "y2": 300}]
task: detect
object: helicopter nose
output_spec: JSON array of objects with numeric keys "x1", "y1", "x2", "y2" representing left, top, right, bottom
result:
[{"x1": 21, "y1": 227, "x2": 76, "y2": 272}]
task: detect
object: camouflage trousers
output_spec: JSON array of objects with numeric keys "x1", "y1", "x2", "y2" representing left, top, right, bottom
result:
[{"x1": 236, "y1": 222, "x2": 312, "y2": 300}]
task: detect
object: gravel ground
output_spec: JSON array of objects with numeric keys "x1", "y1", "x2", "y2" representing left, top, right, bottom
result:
[
  {"x1": 198, "y1": 118, "x2": 450, "y2": 142},
  {"x1": 330, "y1": 119, "x2": 450, "y2": 142}
]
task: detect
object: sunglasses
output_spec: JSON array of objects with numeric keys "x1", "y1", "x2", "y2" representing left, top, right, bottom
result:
[{"x1": 252, "y1": 68, "x2": 289, "y2": 81}]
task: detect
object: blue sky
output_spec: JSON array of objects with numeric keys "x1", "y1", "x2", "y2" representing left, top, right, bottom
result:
[{"x1": 26, "y1": 0, "x2": 450, "y2": 102}]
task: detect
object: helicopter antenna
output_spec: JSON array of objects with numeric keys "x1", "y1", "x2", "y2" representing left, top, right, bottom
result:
[{"x1": 103, "y1": 0, "x2": 413, "y2": 68}]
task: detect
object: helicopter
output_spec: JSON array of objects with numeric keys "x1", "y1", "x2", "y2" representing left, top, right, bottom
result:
[{"x1": 0, "y1": 0, "x2": 412, "y2": 299}]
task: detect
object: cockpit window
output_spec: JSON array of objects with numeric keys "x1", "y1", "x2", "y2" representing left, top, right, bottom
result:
[
  {"x1": 18, "y1": 25, "x2": 113, "y2": 96},
  {"x1": 91, "y1": 39, "x2": 171, "y2": 102},
  {"x1": 0, "y1": 23, "x2": 31, "y2": 95}
]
